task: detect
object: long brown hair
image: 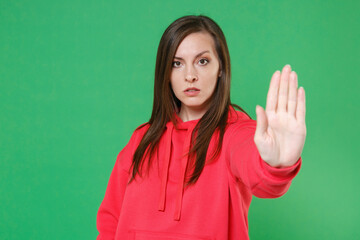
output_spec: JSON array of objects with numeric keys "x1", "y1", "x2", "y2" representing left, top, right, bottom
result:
[{"x1": 129, "y1": 15, "x2": 250, "y2": 185}]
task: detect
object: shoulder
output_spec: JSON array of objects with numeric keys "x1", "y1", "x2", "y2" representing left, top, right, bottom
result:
[
  {"x1": 134, "y1": 122, "x2": 150, "y2": 136},
  {"x1": 223, "y1": 110, "x2": 258, "y2": 156},
  {"x1": 127, "y1": 122, "x2": 150, "y2": 147},
  {"x1": 116, "y1": 122, "x2": 150, "y2": 171},
  {"x1": 223, "y1": 109, "x2": 258, "y2": 151},
  {"x1": 227, "y1": 109, "x2": 256, "y2": 134}
]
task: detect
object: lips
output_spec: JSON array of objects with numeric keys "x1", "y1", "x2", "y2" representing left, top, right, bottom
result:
[
  {"x1": 184, "y1": 87, "x2": 200, "y2": 92},
  {"x1": 184, "y1": 87, "x2": 200, "y2": 96}
]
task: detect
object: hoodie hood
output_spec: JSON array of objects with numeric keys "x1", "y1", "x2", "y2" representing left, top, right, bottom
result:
[{"x1": 157, "y1": 106, "x2": 242, "y2": 221}]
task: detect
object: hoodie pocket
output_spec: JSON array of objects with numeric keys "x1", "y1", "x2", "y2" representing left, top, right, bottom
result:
[{"x1": 128, "y1": 229, "x2": 213, "y2": 240}]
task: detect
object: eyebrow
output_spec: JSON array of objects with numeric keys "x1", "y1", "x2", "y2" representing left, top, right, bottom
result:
[{"x1": 174, "y1": 50, "x2": 210, "y2": 60}]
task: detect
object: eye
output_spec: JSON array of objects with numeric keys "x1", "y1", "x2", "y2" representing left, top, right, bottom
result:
[
  {"x1": 172, "y1": 61, "x2": 181, "y2": 68},
  {"x1": 198, "y1": 58, "x2": 209, "y2": 65}
]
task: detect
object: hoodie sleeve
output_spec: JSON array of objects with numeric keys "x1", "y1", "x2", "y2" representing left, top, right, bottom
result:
[
  {"x1": 96, "y1": 128, "x2": 141, "y2": 239},
  {"x1": 227, "y1": 120, "x2": 302, "y2": 198}
]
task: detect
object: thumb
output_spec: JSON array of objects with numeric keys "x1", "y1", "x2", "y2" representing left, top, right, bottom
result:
[{"x1": 255, "y1": 105, "x2": 268, "y2": 138}]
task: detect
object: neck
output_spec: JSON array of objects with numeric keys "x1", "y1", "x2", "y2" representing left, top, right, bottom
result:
[{"x1": 178, "y1": 106, "x2": 208, "y2": 122}]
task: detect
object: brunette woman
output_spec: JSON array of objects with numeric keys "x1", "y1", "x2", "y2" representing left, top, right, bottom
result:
[{"x1": 96, "y1": 15, "x2": 306, "y2": 240}]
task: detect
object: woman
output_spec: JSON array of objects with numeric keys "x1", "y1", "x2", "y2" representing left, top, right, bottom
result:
[{"x1": 96, "y1": 15, "x2": 306, "y2": 240}]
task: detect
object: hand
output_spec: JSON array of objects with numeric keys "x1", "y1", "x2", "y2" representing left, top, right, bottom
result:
[{"x1": 254, "y1": 64, "x2": 306, "y2": 168}]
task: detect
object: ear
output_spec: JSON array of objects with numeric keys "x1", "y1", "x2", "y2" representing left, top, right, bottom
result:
[{"x1": 218, "y1": 70, "x2": 222, "y2": 77}]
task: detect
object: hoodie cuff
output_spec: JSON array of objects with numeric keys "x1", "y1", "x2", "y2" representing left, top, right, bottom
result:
[{"x1": 259, "y1": 156, "x2": 302, "y2": 185}]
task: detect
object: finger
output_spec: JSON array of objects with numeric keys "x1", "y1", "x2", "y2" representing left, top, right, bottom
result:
[
  {"x1": 265, "y1": 70, "x2": 280, "y2": 112},
  {"x1": 255, "y1": 105, "x2": 268, "y2": 139},
  {"x1": 296, "y1": 87, "x2": 306, "y2": 123},
  {"x1": 277, "y1": 64, "x2": 291, "y2": 112},
  {"x1": 287, "y1": 71, "x2": 298, "y2": 117}
]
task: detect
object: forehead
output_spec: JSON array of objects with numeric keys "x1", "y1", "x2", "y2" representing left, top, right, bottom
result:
[{"x1": 175, "y1": 32, "x2": 216, "y2": 56}]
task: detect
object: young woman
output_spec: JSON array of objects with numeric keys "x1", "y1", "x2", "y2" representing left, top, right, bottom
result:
[{"x1": 96, "y1": 15, "x2": 306, "y2": 240}]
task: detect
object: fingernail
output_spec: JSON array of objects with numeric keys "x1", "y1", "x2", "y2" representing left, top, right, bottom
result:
[{"x1": 286, "y1": 64, "x2": 291, "y2": 68}]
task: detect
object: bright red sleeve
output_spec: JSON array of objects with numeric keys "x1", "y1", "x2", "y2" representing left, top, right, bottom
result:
[
  {"x1": 227, "y1": 120, "x2": 302, "y2": 198},
  {"x1": 96, "y1": 130, "x2": 139, "y2": 239}
]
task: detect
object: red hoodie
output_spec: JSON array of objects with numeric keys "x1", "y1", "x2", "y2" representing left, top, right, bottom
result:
[{"x1": 96, "y1": 106, "x2": 302, "y2": 240}]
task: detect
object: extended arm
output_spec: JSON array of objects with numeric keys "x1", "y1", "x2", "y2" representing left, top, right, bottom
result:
[{"x1": 228, "y1": 121, "x2": 301, "y2": 198}]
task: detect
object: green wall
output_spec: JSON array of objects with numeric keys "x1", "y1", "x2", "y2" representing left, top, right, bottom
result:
[{"x1": 1, "y1": 0, "x2": 359, "y2": 239}]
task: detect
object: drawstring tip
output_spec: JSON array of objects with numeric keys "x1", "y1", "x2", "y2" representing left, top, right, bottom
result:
[
  {"x1": 174, "y1": 211, "x2": 181, "y2": 221},
  {"x1": 158, "y1": 199, "x2": 165, "y2": 212}
]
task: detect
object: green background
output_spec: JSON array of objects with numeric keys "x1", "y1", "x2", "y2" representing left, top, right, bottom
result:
[{"x1": 1, "y1": 0, "x2": 359, "y2": 239}]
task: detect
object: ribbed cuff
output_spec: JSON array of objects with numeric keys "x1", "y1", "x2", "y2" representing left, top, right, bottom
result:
[{"x1": 260, "y1": 156, "x2": 302, "y2": 185}]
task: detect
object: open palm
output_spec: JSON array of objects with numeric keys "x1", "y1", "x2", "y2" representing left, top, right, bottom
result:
[{"x1": 254, "y1": 64, "x2": 306, "y2": 168}]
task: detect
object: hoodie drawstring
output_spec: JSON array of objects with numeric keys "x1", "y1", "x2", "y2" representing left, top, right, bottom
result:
[
  {"x1": 174, "y1": 127, "x2": 193, "y2": 220},
  {"x1": 158, "y1": 121, "x2": 195, "y2": 221},
  {"x1": 158, "y1": 123, "x2": 173, "y2": 212}
]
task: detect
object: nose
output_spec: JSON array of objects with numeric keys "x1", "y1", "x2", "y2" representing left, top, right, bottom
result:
[{"x1": 185, "y1": 66, "x2": 198, "y2": 82}]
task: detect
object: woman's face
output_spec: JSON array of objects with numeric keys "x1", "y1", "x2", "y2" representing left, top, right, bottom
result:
[{"x1": 170, "y1": 31, "x2": 221, "y2": 120}]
